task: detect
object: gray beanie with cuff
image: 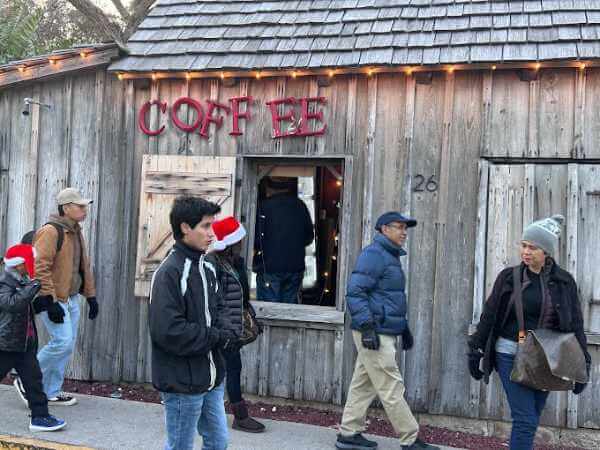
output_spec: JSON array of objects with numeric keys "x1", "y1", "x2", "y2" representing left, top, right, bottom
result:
[{"x1": 522, "y1": 214, "x2": 565, "y2": 256}]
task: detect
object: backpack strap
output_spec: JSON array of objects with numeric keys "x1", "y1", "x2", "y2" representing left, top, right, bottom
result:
[{"x1": 45, "y1": 222, "x2": 64, "y2": 253}]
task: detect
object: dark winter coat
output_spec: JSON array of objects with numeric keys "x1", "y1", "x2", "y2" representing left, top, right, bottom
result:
[
  {"x1": 0, "y1": 269, "x2": 41, "y2": 352},
  {"x1": 148, "y1": 241, "x2": 232, "y2": 394},
  {"x1": 253, "y1": 193, "x2": 314, "y2": 274},
  {"x1": 216, "y1": 256, "x2": 250, "y2": 336},
  {"x1": 469, "y1": 261, "x2": 591, "y2": 384},
  {"x1": 346, "y1": 233, "x2": 408, "y2": 336}
]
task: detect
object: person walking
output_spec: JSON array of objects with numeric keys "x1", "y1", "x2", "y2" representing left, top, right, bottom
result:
[
  {"x1": 211, "y1": 216, "x2": 265, "y2": 433},
  {"x1": 149, "y1": 196, "x2": 239, "y2": 450},
  {"x1": 27, "y1": 187, "x2": 99, "y2": 406},
  {"x1": 468, "y1": 215, "x2": 591, "y2": 450},
  {"x1": 336, "y1": 212, "x2": 439, "y2": 450},
  {"x1": 0, "y1": 243, "x2": 66, "y2": 432}
]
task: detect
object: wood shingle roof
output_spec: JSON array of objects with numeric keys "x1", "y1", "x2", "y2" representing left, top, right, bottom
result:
[{"x1": 109, "y1": 0, "x2": 600, "y2": 72}]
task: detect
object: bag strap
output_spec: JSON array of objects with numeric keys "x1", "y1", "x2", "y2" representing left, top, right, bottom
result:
[{"x1": 512, "y1": 266, "x2": 527, "y2": 343}]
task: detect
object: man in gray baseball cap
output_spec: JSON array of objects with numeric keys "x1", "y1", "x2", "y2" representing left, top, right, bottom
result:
[{"x1": 14, "y1": 187, "x2": 98, "y2": 407}]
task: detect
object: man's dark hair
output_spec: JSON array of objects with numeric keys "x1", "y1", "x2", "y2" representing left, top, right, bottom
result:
[
  {"x1": 58, "y1": 205, "x2": 65, "y2": 216},
  {"x1": 21, "y1": 231, "x2": 36, "y2": 244},
  {"x1": 170, "y1": 196, "x2": 221, "y2": 240}
]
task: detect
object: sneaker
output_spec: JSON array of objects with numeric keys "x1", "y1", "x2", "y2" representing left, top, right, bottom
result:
[
  {"x1": 336, "y1": 433, "x2": 378, "y2": 449},
  {"x1": 13, "y1": 377, "x2": 28, "y2": 407},
  {"x1": 402, "y1": 439, "x2": 440, "y2": 450},
  {"x1": 29, "y1": 415, "x2": 66, "y2": 432},
  {"x1": 47, "y1": 393, "x2": 77, "y2": 406}
]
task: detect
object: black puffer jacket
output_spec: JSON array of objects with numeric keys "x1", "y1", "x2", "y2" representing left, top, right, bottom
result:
[
  {"x1": 149, "y1": 242, "x2": 232, "y2": 394},
  {"x1": 216, "y1": 256, "x2": 250, "y2": 336},
  {"x1": 0, "y1": 269, "x2": 41, "y2": 352},
  {"x1": 470, "y1": 260, "x2": 591, "y2": 384}
]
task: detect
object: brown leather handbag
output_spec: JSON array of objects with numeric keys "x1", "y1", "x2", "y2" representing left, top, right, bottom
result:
[
  {"x1": 509, "y1": 267, "x2": 588, "y2": 391},
  {"x1": 239, "y1": 302, "x2": 261, "y2": 347}
]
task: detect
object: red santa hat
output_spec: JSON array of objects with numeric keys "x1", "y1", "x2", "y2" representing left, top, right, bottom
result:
[
  {"x1": 211, "y1": 216, "x2": 246, "y2": 251},
  {"x1": 3, "y1": 244, "x2": 36, "y2": 277}
]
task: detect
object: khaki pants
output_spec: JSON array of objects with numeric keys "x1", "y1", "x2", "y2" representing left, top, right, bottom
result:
[{"x1": 339, "y1": 331, "x2": 419, "y2": 446}]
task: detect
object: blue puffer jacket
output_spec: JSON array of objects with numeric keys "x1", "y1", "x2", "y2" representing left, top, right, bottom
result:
[{"x1": 346, "y1": 233, "x2": 408, "y2": 335}]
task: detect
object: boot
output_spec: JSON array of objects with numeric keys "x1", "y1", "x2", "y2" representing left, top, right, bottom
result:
[{"x1": 231, "y1": 400, "x2": 266, "y2": 433}]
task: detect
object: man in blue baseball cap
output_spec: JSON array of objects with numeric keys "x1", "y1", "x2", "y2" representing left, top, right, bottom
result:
[{"x1": 336, "y1": 212, "x2": 439, "y2": 450}]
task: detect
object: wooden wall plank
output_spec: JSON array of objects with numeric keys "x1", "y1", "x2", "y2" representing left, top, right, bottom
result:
[
  {"x1": 403, "y1": 73, "x2": 445, "y2": 412},
  {"x1": 302, "y1": 329, "x2": 335, "y2": 403},
  {"x1": 488, "y1": 71, "x2": 529, "y2": 158},
  {"x1": 583, "y1": 69, "x2": 600, "y2": 159},
  {"x1": 0, "y1": 89, "x2": 13, "y2": 254},
  {"x1": 538, "y1": 69, "x2": 575, "y2": 159}
]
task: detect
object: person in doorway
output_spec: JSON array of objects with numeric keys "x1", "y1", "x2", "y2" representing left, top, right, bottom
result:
[
  {"x1": 19, "y1": 187, "x2": 99, "y2": 407},
  {"x1": 149, "y1": 196, "x2": 239, "y2": 450},
  {"x1": 0, "y1": 243, "x2": 66, "y2": 432},
  {"x1": 253, "y1": 176, "x2": 314, "y2": 303},
  {"x1": 468, "y1": 215, "x2": 590, "y2": 450},
  {"x1": 337, "y1": 212, "x2": 439, "y2": 450},
  {"x1": 211, "y1": 216, "x2": 265, "y2": 433}
]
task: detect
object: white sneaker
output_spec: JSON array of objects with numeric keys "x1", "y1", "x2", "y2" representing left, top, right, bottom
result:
[
  {"x1": 13, "y1": 377, "x2": 28, "y2": 407},
  {"x1": 47, "y1": 393, "x2": 77, "y2": 406}
]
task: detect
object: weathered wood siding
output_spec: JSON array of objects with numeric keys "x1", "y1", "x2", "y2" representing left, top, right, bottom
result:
[{"x1": 2, "y1": 66, "x2": 600, "y2": 430}]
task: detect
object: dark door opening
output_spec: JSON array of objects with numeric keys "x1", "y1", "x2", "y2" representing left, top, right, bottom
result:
[{"x1": 251, "y1": 163, "x2": 343, "y2": 307}]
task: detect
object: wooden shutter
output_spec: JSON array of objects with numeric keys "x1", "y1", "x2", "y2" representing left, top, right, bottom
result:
[{"x1": 135, "y1": 155, "x2": 236, "y2": 297}]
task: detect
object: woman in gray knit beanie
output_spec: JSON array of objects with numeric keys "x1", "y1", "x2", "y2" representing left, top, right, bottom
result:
[{"x1": 468, "y1": 214, "x2": 590, "y2": 450}]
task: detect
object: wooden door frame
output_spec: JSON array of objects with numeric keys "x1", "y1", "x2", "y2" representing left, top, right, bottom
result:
[{"x1": 237, "y1": 154, "x2": 353, "y2": 320}]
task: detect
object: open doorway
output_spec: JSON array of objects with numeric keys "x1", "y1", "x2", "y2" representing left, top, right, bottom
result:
[{"x1": 249, "y1": 163, "x2": 344, "y2": 307}]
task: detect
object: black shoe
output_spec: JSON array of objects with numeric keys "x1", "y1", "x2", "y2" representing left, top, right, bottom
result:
[
  {"x1": 48, "y1": 393, "x2": 77, "y2": 406},
  {"x1": 402, "y1": 438, "x2": 440, "y2": 450},
  {"x1": 336, "y1": 433, "x2": 378, "y2": 449}
]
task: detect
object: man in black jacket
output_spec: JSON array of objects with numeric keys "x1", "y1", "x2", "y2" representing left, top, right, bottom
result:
[
  {"x1": 149, "y1": 196, "x2": 237, "y2": 450},
  {"x1": 253, "y1": 176, "x2": 314, "y2": 303}
]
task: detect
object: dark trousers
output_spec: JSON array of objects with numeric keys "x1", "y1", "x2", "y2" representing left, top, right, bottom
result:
[
  {"x1": 256, "y1": 272, "x2": 303, "y2": 303},
  {"x1": 223, "y1": 348, "x2": 243, "y2": 403},
  {"x1": 0, "y1": 341, "x2": 49, "y2": 418},
  {"x1": 496, "y1": 352, "x2": 550, "y2": 450}
]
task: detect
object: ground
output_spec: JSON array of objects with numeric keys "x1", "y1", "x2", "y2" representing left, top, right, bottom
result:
[{"x1": 0, "y1": 376, "x2": 586, "y2": 450}]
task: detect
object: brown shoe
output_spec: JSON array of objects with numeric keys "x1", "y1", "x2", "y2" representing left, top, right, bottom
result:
[{"x1": 231, "y1": 401, "x2": 266, "y2": 433}]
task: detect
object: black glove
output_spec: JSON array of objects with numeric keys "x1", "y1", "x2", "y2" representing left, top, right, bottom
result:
[
  {"x1": 401, "y1": 327, "x2": 414, "y2": 351},
  {"x1": 360, "y1": 322, "x2": 380, "y2": 350},
  {"x1": 216, "y1": 329, "x2": 239, "y2": 350},
  {"x1": 17, "y1": 279, "x2": 41, "y2": 302},
  {"x1": 32, "y1": 294, "x2": 54, "y2": 314},
  {"x1": 47, "y1": 302, "x2": 65, "y2": 324},
  {"x1": 86, "y1": 297, "x2": 99, "y2": 320},
  {"x1": 468, "y1": 348, "x2": 484, "y2": 381},
  {"x1": 573, "y1": 382, "x2": 587, "y2": 395}
]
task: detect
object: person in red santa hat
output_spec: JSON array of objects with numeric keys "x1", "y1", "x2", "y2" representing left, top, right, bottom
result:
[
  {"x1": 0, "y1": 243, "x2": 66, "y2": 432},
  {"x1": 211, "y1": 216, "x2": 265, "y2": 433}
]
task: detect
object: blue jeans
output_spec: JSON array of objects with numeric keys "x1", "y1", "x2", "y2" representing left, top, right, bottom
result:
[
  {"x1": 256, "y1": 272, "x2": 303, "y2": 303},
  {"x1": 161, "y1": 383, "x2": 228, "y2": 450},
  {"x1": 496, "y1": 352, "x2": 550, "y2": 450},
  {"x1": 37, "y1": 295, "x2": 80, "y2": 398}
]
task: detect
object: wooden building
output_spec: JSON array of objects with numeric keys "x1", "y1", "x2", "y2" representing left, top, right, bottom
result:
[{"x1": 2, "y1": 0, "x2": 600, "y2": 441}]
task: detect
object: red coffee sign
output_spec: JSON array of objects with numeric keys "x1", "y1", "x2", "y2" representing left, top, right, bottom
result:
[{"x1": 138, "y1": 96, "x2": 327, "y2": 139}]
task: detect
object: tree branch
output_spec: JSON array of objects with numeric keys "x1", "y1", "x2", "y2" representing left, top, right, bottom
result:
[
  {"x1": 65, "y1": 0, "x2": 125, "y2": 47},
  {"x1": 124, "y1": 0, "x2": 156, "y2": 39},
  {"x1": 110, "y1": 0, "x2": 131, "y2": 23}
]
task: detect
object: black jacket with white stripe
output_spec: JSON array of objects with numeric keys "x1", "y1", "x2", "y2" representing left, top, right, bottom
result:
[{"x1": 148, "y1": 241, "x2": 231, "y2": 394}]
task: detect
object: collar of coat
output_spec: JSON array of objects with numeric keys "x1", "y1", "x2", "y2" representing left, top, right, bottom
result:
[
  {"x1": 504, "y1": 258, "x2": 572, "y2": 292},
  {"x1": 49, "y1": 214, "x2": 81, "y2": 233},
  {"x1": 173, "y1": 240, "x2": 207, "y2": 261},
  {"x1": 373, "y1": 232, "x2": 407, "y2": 257}
]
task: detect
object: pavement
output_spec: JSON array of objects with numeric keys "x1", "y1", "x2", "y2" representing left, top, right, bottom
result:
[{"x1": 0, "y1": 385, "x2": 463, "y2": 450}]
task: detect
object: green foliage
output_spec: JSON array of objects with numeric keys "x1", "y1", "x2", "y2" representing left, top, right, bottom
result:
[
  {"x1": 0, "y1": 0, "x2": 109, "y2": 64},
  {"x1": 0, "y1": 0, "x2": 43, "y2": 64}
]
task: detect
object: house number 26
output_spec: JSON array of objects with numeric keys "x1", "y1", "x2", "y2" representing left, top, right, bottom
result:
[{"x1": 413, "y1": 174, "x2": 438, "y2": 192}]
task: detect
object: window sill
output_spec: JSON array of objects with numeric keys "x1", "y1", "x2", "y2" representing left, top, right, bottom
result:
[{"x1": 252, "y1": 301, "x2": 344, "y2": 325}]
